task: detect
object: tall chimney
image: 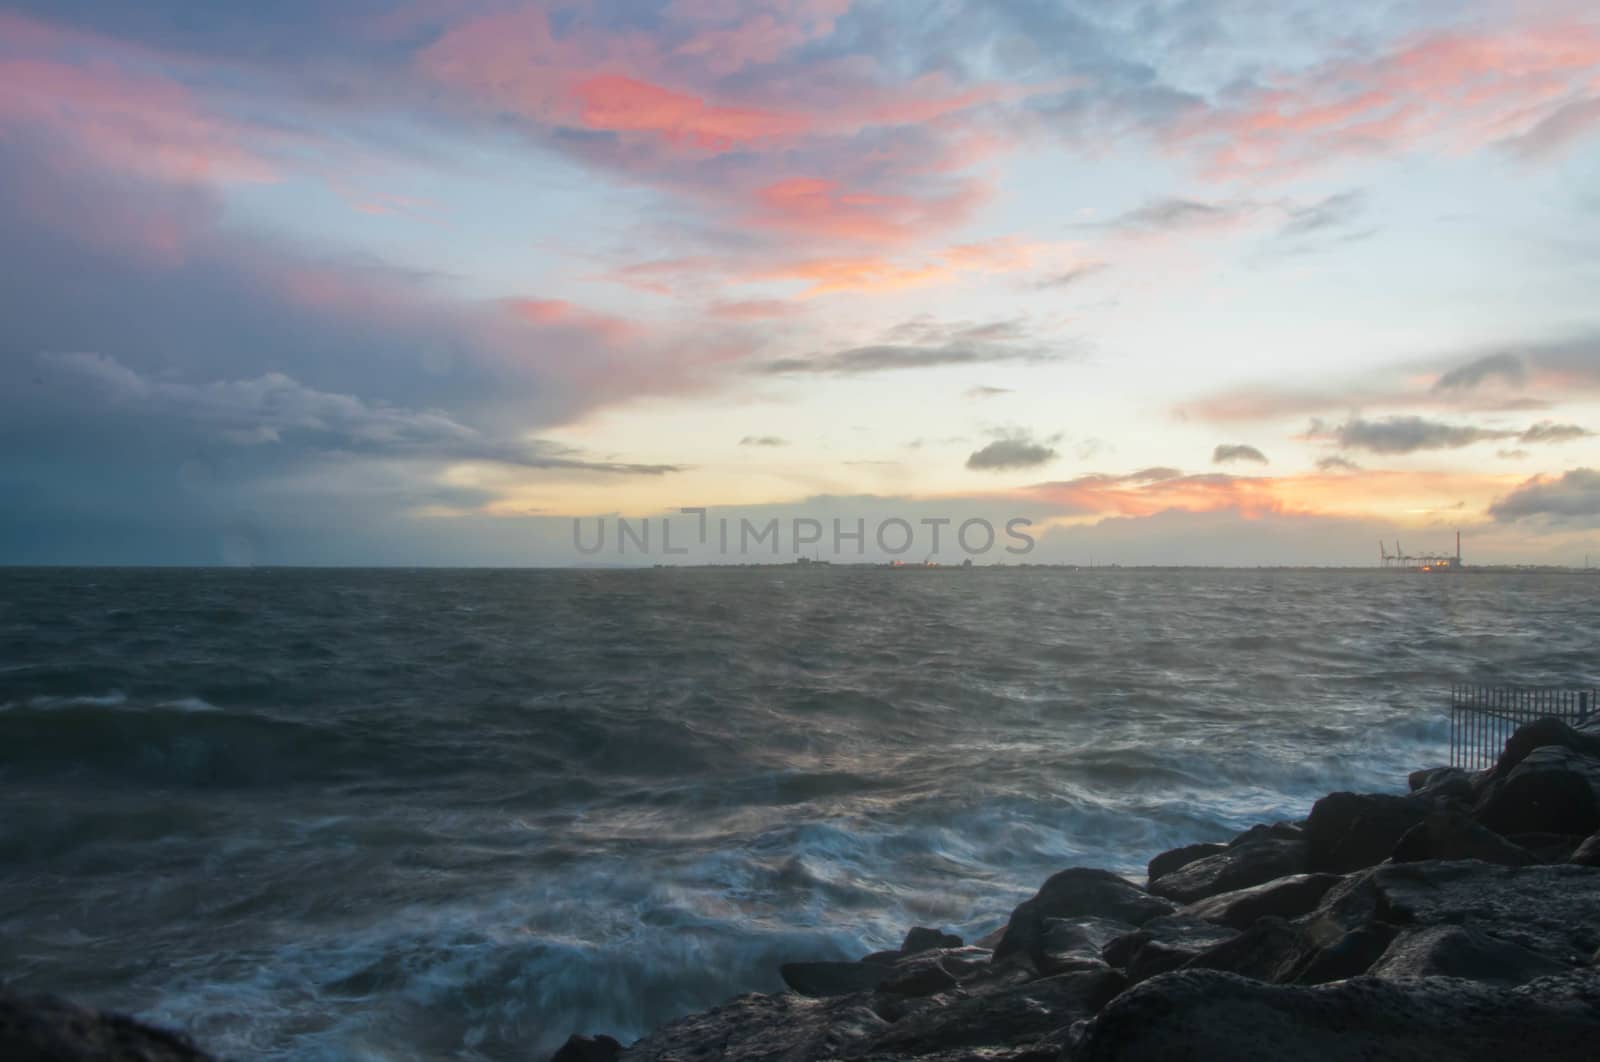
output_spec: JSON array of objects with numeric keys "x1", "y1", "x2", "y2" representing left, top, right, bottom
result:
[{"x1": 1457, "y1": 530, "x2": 1461, "y2": 562}]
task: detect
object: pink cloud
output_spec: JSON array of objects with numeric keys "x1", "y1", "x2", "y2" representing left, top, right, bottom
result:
[
  {"x1": 1167, "y1": 21, "x2": 1600, "y2": 178},
  {"x1": 0, "y1": 54, "x2": 278, "y2": 185}
]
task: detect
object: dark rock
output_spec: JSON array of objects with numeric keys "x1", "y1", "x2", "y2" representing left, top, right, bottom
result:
[
  {"x1": 1180, "y1": 915, "x2": 1309, "y2": 983},
  {"x1": 1101, "y1": 915, "x2": 1237, "y2": 984},
  {"x1": 1390, "y1": 807, "x2": 1536, "y2": 866},
  {"x1": 1512, "y1": 833, "x2": 1587, "y2": 863},
  {"x1": 1037, "y1": 919, "x2": 1136, "y2": 976},
  {"x1": 906, "y1": 946, "x2": 992, "y2": 978},
  {"x1": 876, "y1": 963, "x2": 957, "y2": 998},
  {"x1": 1147, "y1": 838, "x2": 1308, "y2": 903},
  {"x1": 990, "y1": 868, "x2": 1174, "y2": 964},
  {"x1": 1073, "y1": 968, "x2": 1600, "y2": 1062},
  {"x1": 1179, "y1": 872, "x2": 1344, "y2": 929},
  {"x1": 973, "y1": 924, "x2": 1007, "y2": 949},
  {"x1": 899, "y1": 926, "x2": 962, "y2": 955},
  {"x1": 551, "y1": 1033, "x2": 624, "y2": 1062},
  {"x1": 0, "y1": 991, "x2": 220, "y2": 1062},
  {"x1": 1572, "y1": 832, "x2": 1600, "y2": 866},
  {"x1": 779, "y1": 960, "x2": 894, "y2": 997},
  {"x1": 1304, "y1": 791, "x2": 1428, "y2": 872},
  {"x1": 617, "y1": 990, "x2": 887, "y2": 1061},
  {"x1": 1475, "y1": 746, "x2": 1600, "y2": 836},
  {"x1": 1290, "y1": 923, "x2": 1399, "y2": 984},
  {"x1": 1410, "y1": 767, "x2": 1474, "y2": 804},
  {"x1": 864, "y1": 967, "x2": 1125, "y2": 1056},
  {"x1": 1489, "y1": 716, "x2": 1600, "y2": 777},
  {"x1": 860, "y1": 949, "x2": 902, "y2": 965},
  {"x1": 1369, "y1": 924, "x2": 1575, "y2": 985},
  {"x1": 1308, "y1": 860, "x2": 1600, "y2": 968},
  {"x1": 1145, "y1": 842, "x2": 1226, "y2": 883},
  {"x1": 1408, "y1": 765, "x2": 1457, "y2": 791},
  {"x1": 1227, "y1": 821, "x2": 1303, "y2": 847}
]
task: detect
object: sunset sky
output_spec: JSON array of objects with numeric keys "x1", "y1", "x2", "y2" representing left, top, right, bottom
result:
[{"x1": 2, "y1": 0, "x2": 1599, "y2": 565}]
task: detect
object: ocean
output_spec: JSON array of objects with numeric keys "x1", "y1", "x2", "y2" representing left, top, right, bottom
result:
[{"x1": 2, "y1": 566, "x2": 1596, "y2": 1059}]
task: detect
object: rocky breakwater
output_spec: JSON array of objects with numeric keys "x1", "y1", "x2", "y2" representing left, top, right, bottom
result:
[
  {"x1": 551, "y1": 714, "x2": 1600, "y2": 1062},
  {"x1": 8, "y1": 716, "x2": 1600, "y2": 1061}
]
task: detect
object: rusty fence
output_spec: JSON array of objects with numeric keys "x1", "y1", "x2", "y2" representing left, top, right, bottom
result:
[{"x1": 1449, "y1": 685, "x2": 1596, "y2": 770}]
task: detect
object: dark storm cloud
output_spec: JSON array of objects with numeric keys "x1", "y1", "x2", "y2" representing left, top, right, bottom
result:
[
  {"x1": 1489, "y1": 469, "x2": 1600, "y2": 523},
  {"x1": 1212, "y1": 444, "x2": 1268, "y2": 465},
  {"x1": 30, "y1": 352, "x2": 685, "y2": 475},
  {"x1": 966, "y1": 433, "x2": 1060, "y2": 471}
]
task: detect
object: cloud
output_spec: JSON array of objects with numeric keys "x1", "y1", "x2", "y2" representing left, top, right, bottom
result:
[
  {"x1": 1316, "y1": 456, "x2": 1362, "y2": 473},
  {"x1": 1490, "y1": 469, "x2": 1600, "y2": 524},
  {"x1": 35, "y1": 352, "x2": 684, "y2": 475},
  {"x1": 1518, "y1": 421, "x2": 1592, "y2": 444},
  {"x1": 1277, "y1": 191, "x2": 1368, "y2": 239},
  {"x1": 1100, "y1": 198, "x2": 1252, "y2": 232},
  {"x1": 761, "y1": 318, "x2": 1067, "y2": 375},
  {"x1": 1213, "y1": 444, "x2": 1269, "y2": 465},
  {"x1": 1432, "y1": 352, "x2": 1527, "y2": 393},
  {"x1": 1164, "y1": 21, "x2": 1600, "y2": 179},
  {"x1": 966, "y1": 386, "x2": 1012, "y2": 399},
  {"x1": 1035, "y1": 263, "x2": 1108, "y2": 289},
  {"x1": 739, "y1": 435, "x2": 788, "y2": 447},
  {"x1": 1330, "y1": 416, "x2": 1516, "y2": 454},
  {"x1": 966, "y1": 433, "x2": 1059, "y2": 471}
]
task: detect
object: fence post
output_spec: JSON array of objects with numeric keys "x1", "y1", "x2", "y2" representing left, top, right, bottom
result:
[{"x1": 1582, "y1": 691, "x2": 1591, "y2": 724}]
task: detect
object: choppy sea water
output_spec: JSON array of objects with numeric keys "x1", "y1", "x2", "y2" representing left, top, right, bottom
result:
[{"x1": 2, "y1": 566, "x2": 1597, "y2": 1059}]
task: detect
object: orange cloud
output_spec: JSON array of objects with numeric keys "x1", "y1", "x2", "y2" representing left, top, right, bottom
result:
[
  {"x1": 1018, "y1": 468, "x2": 1523, "y2": 523},
  {"x1": 504, "y1": 297, "x2": 641, "y2": 344},
  {"x1": 707, "y1": 299, "x2": 802, "y2": 320},
  {"x1": 755, "y1": 256, "x2": 953, "y2": 297},
  {"x1": 572, "y1": 74, "x2": 809, "y2": 150}
]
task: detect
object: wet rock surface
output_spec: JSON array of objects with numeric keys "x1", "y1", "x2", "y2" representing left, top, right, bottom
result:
[{"x1": 0, "y1": 991, "x2": 222, "y2": 1062}]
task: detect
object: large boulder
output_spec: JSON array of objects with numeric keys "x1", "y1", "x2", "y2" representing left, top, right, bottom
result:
[
  {"x1": 1304, "y1": 791, "x2": 1428, "y2": 872},
  {"x1": 1145, "y1": 842, "x2": 1226, "y2": 883},
  {"x1": 1308, "y1": 860, "x2": 1600, "y2": 968},
  {"x1": 1488, "y1": 717, "x2": 1600, "y2": 778},
  {"x1": 1072, "y1": 968, "x2": 1600, "y2": 1061},
  {"x1": 1146, "y1": 838, "x2": 1308, "y2": 903},
  {"x1": 990, "y1": 868, "x2": 1174, "y2": 964},
  {"x1": 1368, "y1": 925, "x2": 1574, "y2": 985},
  {"x1": 1571, "y1": 832, "x2": 1600, "y2": 867},
  {"x1": 779, "y1": 961, "x2": 896, "y2": 997},
  {"x1": 898, "y1": 927, "x2": 962, "y2": 955},
  {"x1": 0, "y1": 991, "x2": 220, "y2": 1062},
  {"x1": 1178, "y1": 915, "x2": 1309, "y2": 983},
  {"x1": 1100, "y1": 915, "x2": 1237, "y2": 984},
  {"x1": 1389, "y1": 807, "x2": 1536, "y2": 866},
  {"x1": 862, "y1": 967, "x2": 1124, "y2": 1057},
  {"x1": 1036, "y1": 917, "x2": 1138, "y2": 976},
  {"x1": 550, "y1": 1034, "x2": 624, "y2": 1062},
  {"x1": 1475, "y1": 746, "x2": 1600, "y2": 837},
  {"x1": 617, "y1": 990, "x2": 888, "y2": 1061},
  {"x1": 1179, "y1": 873, "x2": 1344, "y2": 929},
  {"x1": 1407, "y1": 766, "x2": 1474, "y2": 804}
]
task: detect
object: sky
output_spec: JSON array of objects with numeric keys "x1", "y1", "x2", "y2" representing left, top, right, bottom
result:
[{"x1": 2, "y1": 0, "x2": 1600, "y2": 566}]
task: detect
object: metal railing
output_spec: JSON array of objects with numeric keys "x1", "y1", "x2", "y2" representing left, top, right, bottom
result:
[{"x1": 1449, "y1": 685, "x2": 1596, "y2": 770}]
